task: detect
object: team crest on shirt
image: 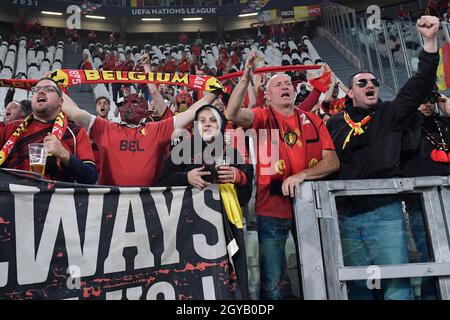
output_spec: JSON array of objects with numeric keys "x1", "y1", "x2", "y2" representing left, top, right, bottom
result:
[
  {"x1": 139, "y1": 127, "x2": 147, "y2": 135},
  {"x1": 0, "y1": 151, "x2": 5, "y2": 165},
  {"x1": 283, "y1": 129, "x2": 302, "y2": 148},
  {"x1": 275, "y1": 160, "x2": 286, "y2": 175},
  {"x1": 308, "y1": 158, "x2": 319, "y2": 168},
  {"x1": 284, "y1": 130, "x2": 298, "y2": 146}
]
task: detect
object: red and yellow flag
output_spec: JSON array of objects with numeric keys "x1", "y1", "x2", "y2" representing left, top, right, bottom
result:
[
  {"x1": 437, "y1": 42, "x2": 450, "y2": 91},
  {"x1": 130, "y1": 0, "x2": 144, "y2": 8}
]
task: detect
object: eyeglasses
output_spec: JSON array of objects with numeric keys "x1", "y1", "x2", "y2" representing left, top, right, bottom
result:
[
  {"x1": 31, "y1": 85, "x2": 61, "y2": 95},
  {"x1": 355, "y1": 78, "x2": 381, "y2": 88}
]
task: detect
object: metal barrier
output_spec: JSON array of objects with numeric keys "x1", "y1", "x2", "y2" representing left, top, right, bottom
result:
[{"x1": 293, "y1": 177, "x2": 450, "y2": 300}]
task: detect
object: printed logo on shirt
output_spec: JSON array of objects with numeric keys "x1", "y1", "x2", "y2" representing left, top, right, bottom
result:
[
  {"x1": 308, "y1": 158, "x2": 319, "y2": 168},
  {"x1": 119, "y1": 140, "x2": 145, "y2": 152},
  {"x1": 275, "y1": 159, "x2": 286, "y2": 175}
]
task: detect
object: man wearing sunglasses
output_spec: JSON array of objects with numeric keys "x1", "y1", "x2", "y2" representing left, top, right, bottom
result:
[
  {"x1": 325, "y1": 16, "x2": 440, "y2": 300},
  {"x1": 0, "y1": 78, "x2": 97, "y2": 184},
  {"x1": 401, "y1": 93, "x2": 450, "y2": 300}
]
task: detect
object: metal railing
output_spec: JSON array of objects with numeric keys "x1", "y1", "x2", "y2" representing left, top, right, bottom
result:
[{"x1": 293, "y1": 176, "x2": 450, "y2": 300}]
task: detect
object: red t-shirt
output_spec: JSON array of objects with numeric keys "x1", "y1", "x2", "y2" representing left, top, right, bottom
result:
[
  {"x1": 178, "y1": 60, "x2": 191, "y2": 73},
  {"x1": 0, "y1": 119, "x2": 94, "y2": 182},
  {"x1": 163, "y1": 61, "x2": 177, "y2": 73},
  {"x1": 89, "y1": 116, "x2": 174, "y2": 186},
  {"x1": 81, "y1": 61, "x2": 93, "y2": 70},
  {"x1": 251, "y1": 107, "x2": 335, "y2": 219}
]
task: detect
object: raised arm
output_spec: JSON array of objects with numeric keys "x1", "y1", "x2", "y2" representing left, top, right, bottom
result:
[
  {"x1": 61, "y1": 91, "x2": 93, "y2": 131},
  {"x1": 148, "y1": 83, "x2": 165, "y2": 115},
  {"x1": 225, "y1": 51, "x2": 256, "y2": 129},
  {"x1": 393, "y1": 15, "x2": 439, "y2": 124},
  {"x1": 141, "y1": 53, "x2": 166, "y2": 116},
  {"x1": 323, "y1": 70, "x2": 337, "y2": 104}
]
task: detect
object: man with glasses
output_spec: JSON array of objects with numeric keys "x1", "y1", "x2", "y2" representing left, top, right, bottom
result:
[
  {"x1": 0, "y1": 78, "x2": 97, "y2": 184},
  {"x1": 326, "y1": 16, "x2": 440, "y2": 300},
  {"x1": 400, "y1": 93, "x2": 450, "y2": 299}
]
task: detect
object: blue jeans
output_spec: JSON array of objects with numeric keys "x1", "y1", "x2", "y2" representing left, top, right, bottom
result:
[
  {"x1": 257, "y1": 215, "x2": 295, "y2": 300},
  {"x1": 407, "y1": 198, "x2": 438, "y2": 300},
  {"x1": 338, "y1": 202, "x2": 413, "y2": 300}
]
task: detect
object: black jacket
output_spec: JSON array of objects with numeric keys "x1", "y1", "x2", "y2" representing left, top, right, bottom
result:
[
  {"x1": 158, "y1": 137, "x2": 254, "y2": 207},
  {"x1": 326, "y1": 50, "x2": 439, "y2": 180}
]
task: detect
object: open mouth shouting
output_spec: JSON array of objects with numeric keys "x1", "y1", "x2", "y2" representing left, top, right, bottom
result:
[
  {"x1": 365, "y1": 88, "x2": 376, "y2": 100},
  {"x1": 36, "y1": 94, "x2": 47, "y2": 104}
]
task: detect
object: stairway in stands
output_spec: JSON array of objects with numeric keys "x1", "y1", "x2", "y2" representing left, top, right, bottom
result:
[
  {"x1": 62, "y1": 49, "x2": 97, "y2": 115},
  {"x1": 310, "y1": 36, "x2": 397, "y2": 102}
]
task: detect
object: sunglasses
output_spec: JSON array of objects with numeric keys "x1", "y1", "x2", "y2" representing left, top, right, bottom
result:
[
  {"x1": 355, "y1": 78, "x2": 381, "y2": 88},
  {"x1": 31, "y1": 85, "x2": 61, "y2": 96}
]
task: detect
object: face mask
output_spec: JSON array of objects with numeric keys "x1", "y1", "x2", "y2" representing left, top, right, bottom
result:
[{"x1": 119, "y1": 94, "x2": 149, "y2": 125}]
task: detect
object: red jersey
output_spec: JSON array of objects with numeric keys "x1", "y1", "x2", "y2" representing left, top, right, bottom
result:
[
  {"x1": 252, "y1": 107, "x2": 335, "y2": 219},
  {"x1": 0, "y1": 119, "x2": 94, "y2": 182},
  {"x1": 163, "y1": 61, "x2": 177, "y2": 73},
  {"x1": 81, "y1": 60, "x2": 93, "y2": 70},
  {"x1": 89, "y1": 116, "x2": 174, "y2": 186},
  {"x1": 178, "y1": 59, "x2": 191, "y2": 73},
  {"x1": 322, "y1": 97, "x2": 346, "y2": 115}
]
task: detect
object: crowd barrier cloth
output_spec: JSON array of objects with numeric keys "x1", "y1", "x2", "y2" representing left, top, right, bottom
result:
[{"x1": 0, "y1": 169, "x2": 246, "y2": 300}]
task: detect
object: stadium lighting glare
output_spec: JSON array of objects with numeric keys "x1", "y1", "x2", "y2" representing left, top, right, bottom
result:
[
  {"x1": 182, "y1": 17, "x2": 203, "y2": 21},
  {"x1": 238, "y1": 12, "x2": 258, "y2": 18},
  {"x1": 41, "y1": 11, "x2": 63, "y2": 16},
  {"x1": 141, "y1": 18, "x2": 162, "y2": 21},
  {"x1": 85, "y1": 15, "x2": 106, "y2": 20}
]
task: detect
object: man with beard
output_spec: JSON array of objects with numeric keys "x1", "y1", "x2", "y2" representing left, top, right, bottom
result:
[
  {"x1": 0, "y1": 78, "x2": 97, "y2": 184},
  {"x1": 326, "y1": 16, "x2": 440, "y2": 300}
]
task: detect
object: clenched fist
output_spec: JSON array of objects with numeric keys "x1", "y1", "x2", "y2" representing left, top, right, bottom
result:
[{"x1": 416, "y1": 15, "x2": 439, "y2": 53}]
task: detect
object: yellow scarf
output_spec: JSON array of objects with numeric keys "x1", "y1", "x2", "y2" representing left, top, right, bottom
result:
[
  {"x1": 219, "y1": 183, "x2": 243, "y2": 229},
  {"x1": 342, "y1": 112, "x2": 372, "y2": 149}
]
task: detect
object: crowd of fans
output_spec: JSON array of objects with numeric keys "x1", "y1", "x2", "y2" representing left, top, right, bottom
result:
[{"x1": 1, "y1": 13, "x2": 450, "y2": 300}]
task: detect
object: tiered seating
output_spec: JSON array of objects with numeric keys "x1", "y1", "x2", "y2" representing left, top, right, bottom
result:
[
  {"x1": 0, "y1": 36, "x2": 64, "y2": 110},
  {"x1": 353, "y1": 21, "x2": 421, "y2": 72},
  {"x1": 82, "y1": 47, "x2": 120, "y2": 122}
]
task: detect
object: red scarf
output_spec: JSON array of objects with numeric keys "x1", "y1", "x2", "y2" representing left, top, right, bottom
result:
[
  {"x1": 0, "y1": 112, "x2": 68, "y2": 166},
  {"x1": 256, "y1": 107, "x2": 323, "y2": 185}
]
